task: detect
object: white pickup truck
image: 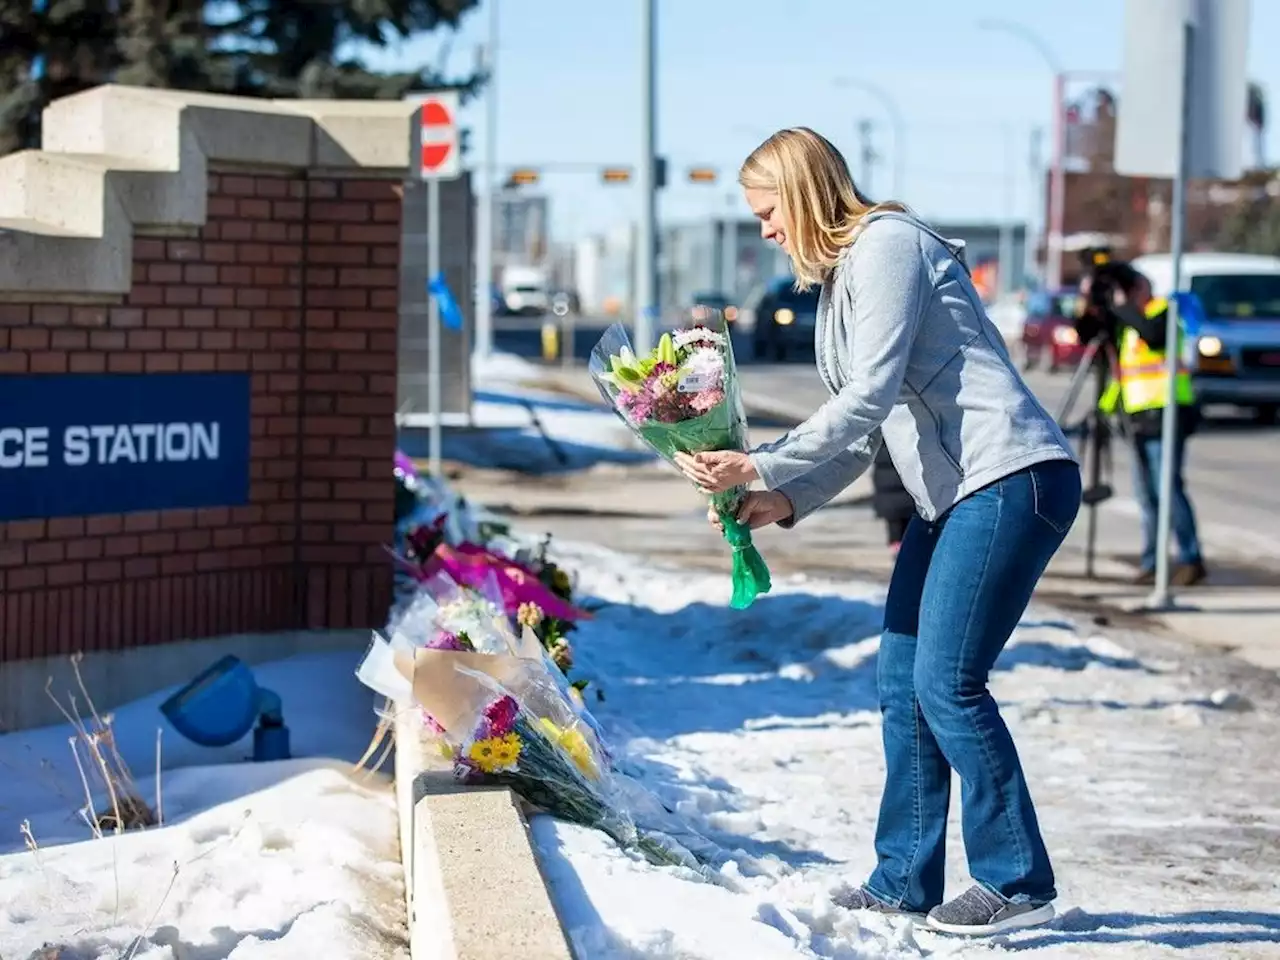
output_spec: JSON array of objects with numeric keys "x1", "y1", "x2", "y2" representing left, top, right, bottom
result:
[{"x1": 1132, "y1": 252, "x2": 1280, "y2": 423}]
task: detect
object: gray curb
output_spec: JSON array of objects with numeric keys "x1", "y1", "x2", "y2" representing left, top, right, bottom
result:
[{"x1": 393, "y1": 701, "x2": 576, "y2": 960}]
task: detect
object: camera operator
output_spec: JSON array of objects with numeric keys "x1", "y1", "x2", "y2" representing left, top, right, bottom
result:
[{"x1": 1091, "y1": 264, "x2": 1208, "y2": 587}]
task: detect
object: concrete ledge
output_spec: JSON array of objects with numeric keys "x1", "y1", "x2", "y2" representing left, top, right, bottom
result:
[
  {"x1": 0, "y1": 628, "x2": 367, "y2": 731},
  {"x1": 0, "y1": 83, "x2": 415, "y2": 297},
  {"x1": 392, "y1": 700, "x2": 574, "y2": 960}
]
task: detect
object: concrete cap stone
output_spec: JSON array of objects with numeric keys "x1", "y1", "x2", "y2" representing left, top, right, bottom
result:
[{"x1": 0, "y1": 84, "x2": 415, "y2": 297}]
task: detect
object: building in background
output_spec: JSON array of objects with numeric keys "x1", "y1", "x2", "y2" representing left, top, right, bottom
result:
[
  {"x1": 573, "y1": 215, "x2": 1028, "y2": 318},
  {"x1": 1044, "y1": 83, "x2": 1280, "y2": 284},
  {"x1": 655, "y1": 217, "x2": 1023, "y2": 310},
  {"x1": 659, "y1": 218, "x2": 787, "y2": 313},
  {"x1": 494, "y1": 192, "x2": 549, "y2": 271},
  {"x1": 930, "y1": 222, "x2": 1029, "y2": 300},
  {"x1": 575, "y1": 223, "x2": 636, "y2": 316}
]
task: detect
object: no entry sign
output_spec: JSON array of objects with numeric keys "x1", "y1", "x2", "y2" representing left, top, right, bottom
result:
[{"x1": 415, "y1": 91, "x2": 460, "y2": 181}]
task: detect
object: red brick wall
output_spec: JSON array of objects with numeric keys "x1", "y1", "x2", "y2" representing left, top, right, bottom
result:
[{"x1": 0, "y1": 169, "x2": 402, "y2": 662}]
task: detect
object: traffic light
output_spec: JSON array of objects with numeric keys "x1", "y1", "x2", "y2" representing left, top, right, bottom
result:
[
  {"x1": 601, "y1": 167, "x2": 632, "y2": 183},
  {"x1": 687, "y1": 167, "x2": 718, "y2": 184},
  {"x1": 506, "y1": 168, "x2": 539, "y2": 186}
]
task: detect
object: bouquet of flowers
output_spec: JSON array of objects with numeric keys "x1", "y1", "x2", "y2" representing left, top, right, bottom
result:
[
  {"x1": 360, "y1": 570, "x2": 609, "y2": 751},
  {"x1": 359, "y1": 578, "x2": 726, "y2": 874},
  {"x1": 437, "y1": 663, "x2": 700, "y2": 869},
  {"x1": 590, "y1": 322, "x2": 771, "y2": 609}
]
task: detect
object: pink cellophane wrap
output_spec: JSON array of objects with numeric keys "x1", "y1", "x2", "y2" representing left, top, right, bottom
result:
[{"x1": 418, "y1": 542, "x2": 591, "y2": 622}]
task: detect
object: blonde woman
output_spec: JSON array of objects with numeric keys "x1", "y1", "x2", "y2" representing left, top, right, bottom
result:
[{"x1": 674, "y1": 128, "x2": 1081, "y2": 936}]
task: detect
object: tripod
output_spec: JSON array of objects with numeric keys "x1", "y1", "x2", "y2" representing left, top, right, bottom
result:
[{"x1": 1054, "y1": 334, "x2": 1126, "y2": 579}]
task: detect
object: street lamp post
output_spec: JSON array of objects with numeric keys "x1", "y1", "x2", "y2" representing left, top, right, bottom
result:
[
  {"x1": 474, "y1": 0, "x2": 498, "y2": 361},
  {"x1": 977, "y1": 19, "x2": 1066, "y2": 290},
  {"x1": 833, "y1": 77, "x2": 906, "y2": 200},
  {"x1": 635, "y1": 0, "x2": 658, "y2": 354}
]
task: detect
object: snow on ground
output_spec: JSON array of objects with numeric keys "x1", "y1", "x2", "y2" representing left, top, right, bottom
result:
[
  {"x1": 399, "y1": 351, "x2": 648, "y2": 473},
  {"x1": 0, "y1": 651, "x2": 408, "y2": 960},
  {"x1": 533, "y1": 541, "x2": 1280, "y2": 960}
]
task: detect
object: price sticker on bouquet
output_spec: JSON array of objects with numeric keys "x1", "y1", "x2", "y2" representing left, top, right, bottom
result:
[{"x1": 677, "y1": 370, "x2": 719, "y2": 393}]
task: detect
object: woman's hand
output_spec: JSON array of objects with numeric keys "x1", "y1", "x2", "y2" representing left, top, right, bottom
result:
[
  {"x1": 706, "y1": 491, "x2": 794, "y2": 532},
  {"x1": 673, "y1": 450, "x2": 759, "y2": 493}
]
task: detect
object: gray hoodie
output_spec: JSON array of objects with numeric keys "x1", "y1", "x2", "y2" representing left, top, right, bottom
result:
[{"x1": 750, "y1": 211, "x2": 1076, "y2": 525}]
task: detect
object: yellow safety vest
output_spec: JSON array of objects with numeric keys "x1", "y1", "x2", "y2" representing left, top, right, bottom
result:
[{"x1": 1098, "y1": 297, "x2": 1196, "y2": 415}]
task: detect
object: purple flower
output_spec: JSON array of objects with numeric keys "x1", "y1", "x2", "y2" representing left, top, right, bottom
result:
[
  {"x1": 618, "y1": 388, "x2": 655, "y2": 423},
  {"x1": 394, "y1": 450, "x2": 418, "y2": 478},
  {"x1": 482, "y1": 695, "x2": 520, "y2": 737},
  {"x1": 427, "y1": 629, "x2": 468, "y2": 651}
]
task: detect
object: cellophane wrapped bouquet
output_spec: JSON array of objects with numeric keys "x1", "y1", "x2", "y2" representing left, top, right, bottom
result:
[
  {"x1": 446, "y1": 667, "x2": 702, "y2": 869},
  {"x1": 590, "y1": 321, "x2": 771, "y2": 608},
  {"x1": 357, "y1": 576, "x2": 710, "y2": 869},
  {"x1": 360, "y1": 569, "x2": 607, "y2": 754}
]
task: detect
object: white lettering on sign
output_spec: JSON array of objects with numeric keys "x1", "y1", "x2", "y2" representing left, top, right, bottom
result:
[
  {"x1": 1, "y1": 423, "x2": 221, "y2": 468},
  {"x1": 0, "y1": 427, "x2": 50, "y2": 468}
]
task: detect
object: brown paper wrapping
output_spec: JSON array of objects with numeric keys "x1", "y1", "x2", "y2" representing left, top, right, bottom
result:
[{"x1": 393, "y1": 626, "x2": 554, "y2": 736}]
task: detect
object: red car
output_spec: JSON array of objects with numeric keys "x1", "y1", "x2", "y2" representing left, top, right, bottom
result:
[{"x1": 1021, "y1": 290, "x2": 1086, "y2": 372}]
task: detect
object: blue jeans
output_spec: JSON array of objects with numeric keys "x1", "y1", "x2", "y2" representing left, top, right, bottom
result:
[
  {"x1": 866, "y1": 459, "x2": 1081, "y2": 911},
  {"x1": 1131, "y1": 433, "x2": 1202, "y2": 572}
]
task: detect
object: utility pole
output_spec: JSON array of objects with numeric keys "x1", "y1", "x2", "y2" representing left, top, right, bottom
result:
[
  {"x1": 857, "y1": 119, "x2": 878, "y2": 196},
  {"x1": 473, "y1": 0, "x2": 498, "y2": 361},
  {"x1": 1114, "y1": 0, "x2": 1248, "y2": 609},
  {"x1": 634, "y1": 0, "x2": 658, "y2": 354},
  {"x1": 1027, "y1": 126, "x2": 1043, "y2": 286},
  {"x1": 998, "y1": 125, "x2": 1017, "y2": 296}
]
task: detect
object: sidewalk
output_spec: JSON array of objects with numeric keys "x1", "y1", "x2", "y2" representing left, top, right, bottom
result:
[{"x1": 459, "y1": 361, "x2": 1280, "y2": 675}]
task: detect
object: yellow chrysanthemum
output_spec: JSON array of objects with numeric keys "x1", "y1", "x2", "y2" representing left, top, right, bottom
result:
[
  {"x1": 517, "y1": 602, "x2": 544, "y2": 628},
  {"x1": 538, "y1": 718, "x2": 599, "y2": 781},
  {"x1": 551, "y1": 569, "x2": 572, "y2": 593},
  {"x1": 467, "y1": 732, "x2": 522, "y2": 773}
]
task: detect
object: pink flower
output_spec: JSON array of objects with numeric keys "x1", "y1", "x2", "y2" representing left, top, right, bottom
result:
[
  {"x1": 618, "y1": 388, "x2": 655, "y2": 423},
  {"x1": 482, "y1": 695, "x2": 520, "y2": 737},
  {"x1": 687, "y1": 387, "x2": 725, "y2": 414}
]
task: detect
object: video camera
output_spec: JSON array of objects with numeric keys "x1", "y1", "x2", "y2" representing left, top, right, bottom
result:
[{"x1": 1074, "y1": 246, "x2": 1137, "y2": 346}]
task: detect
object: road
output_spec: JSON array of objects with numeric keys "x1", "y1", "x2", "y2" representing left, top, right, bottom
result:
[
  {"x1": 740, "y1": 361, "x2": 1280, "y2": 563},
  {"x1": 494, "y1": 316, "x2": 1280, "y2": 573}
]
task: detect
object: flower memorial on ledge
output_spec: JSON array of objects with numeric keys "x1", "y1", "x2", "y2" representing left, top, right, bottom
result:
[
  {"x1": 591, "y1": 322, "x2": 772, "y2": 609},
  {"x1": 362, "y1": 452, "x2": 723, "y2": 874}
]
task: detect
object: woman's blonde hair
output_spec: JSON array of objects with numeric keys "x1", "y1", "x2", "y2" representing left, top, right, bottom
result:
[{"x1": 739, "y1": 126, "x2": 906, "y2": 289}]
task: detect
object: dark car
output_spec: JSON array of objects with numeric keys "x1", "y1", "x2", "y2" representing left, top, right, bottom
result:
[
  {"x1": 1021, "y1": 289, "x2": 1086, "y2": 373},
  {"x1": 747, "y1": 277, "x2": 820, "y2": 361}
]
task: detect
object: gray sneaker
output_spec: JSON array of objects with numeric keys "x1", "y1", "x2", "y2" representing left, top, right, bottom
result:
[
  {"x1": 831, "y1": 886, "x2": 927, "y2": 922},
  {"x1": 926, "y1": 884, "x2": 1054, "y2": 936}
]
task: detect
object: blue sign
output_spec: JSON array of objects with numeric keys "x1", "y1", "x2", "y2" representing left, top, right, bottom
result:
[
  {"x1": 1171, "y1": 291, "x2": 1206, "y2": 336},
  {"x1": 0, "y1": 373, "x2": 251, "y2": 522},
  {"x1": 428, "y1": 272, "x2": 464, "y2": 330}
]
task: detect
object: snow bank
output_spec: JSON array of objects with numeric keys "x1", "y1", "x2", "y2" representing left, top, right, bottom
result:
[
  {"x1": 0, "y1": 650, "x2": 408, "y2": 959},
  {"x1": 531, "y1": 542, "x2": 1280, "y2": 959}
]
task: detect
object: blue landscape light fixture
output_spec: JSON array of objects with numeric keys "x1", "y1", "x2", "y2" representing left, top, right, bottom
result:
[{"x1": 160, "y1": 655, "x2": 292, "y2": 762}]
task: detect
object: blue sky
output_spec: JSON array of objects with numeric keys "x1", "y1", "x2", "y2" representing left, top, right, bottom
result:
[{"x1": 360, "y1": 0, "x2": 1280, "y2": 242}]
